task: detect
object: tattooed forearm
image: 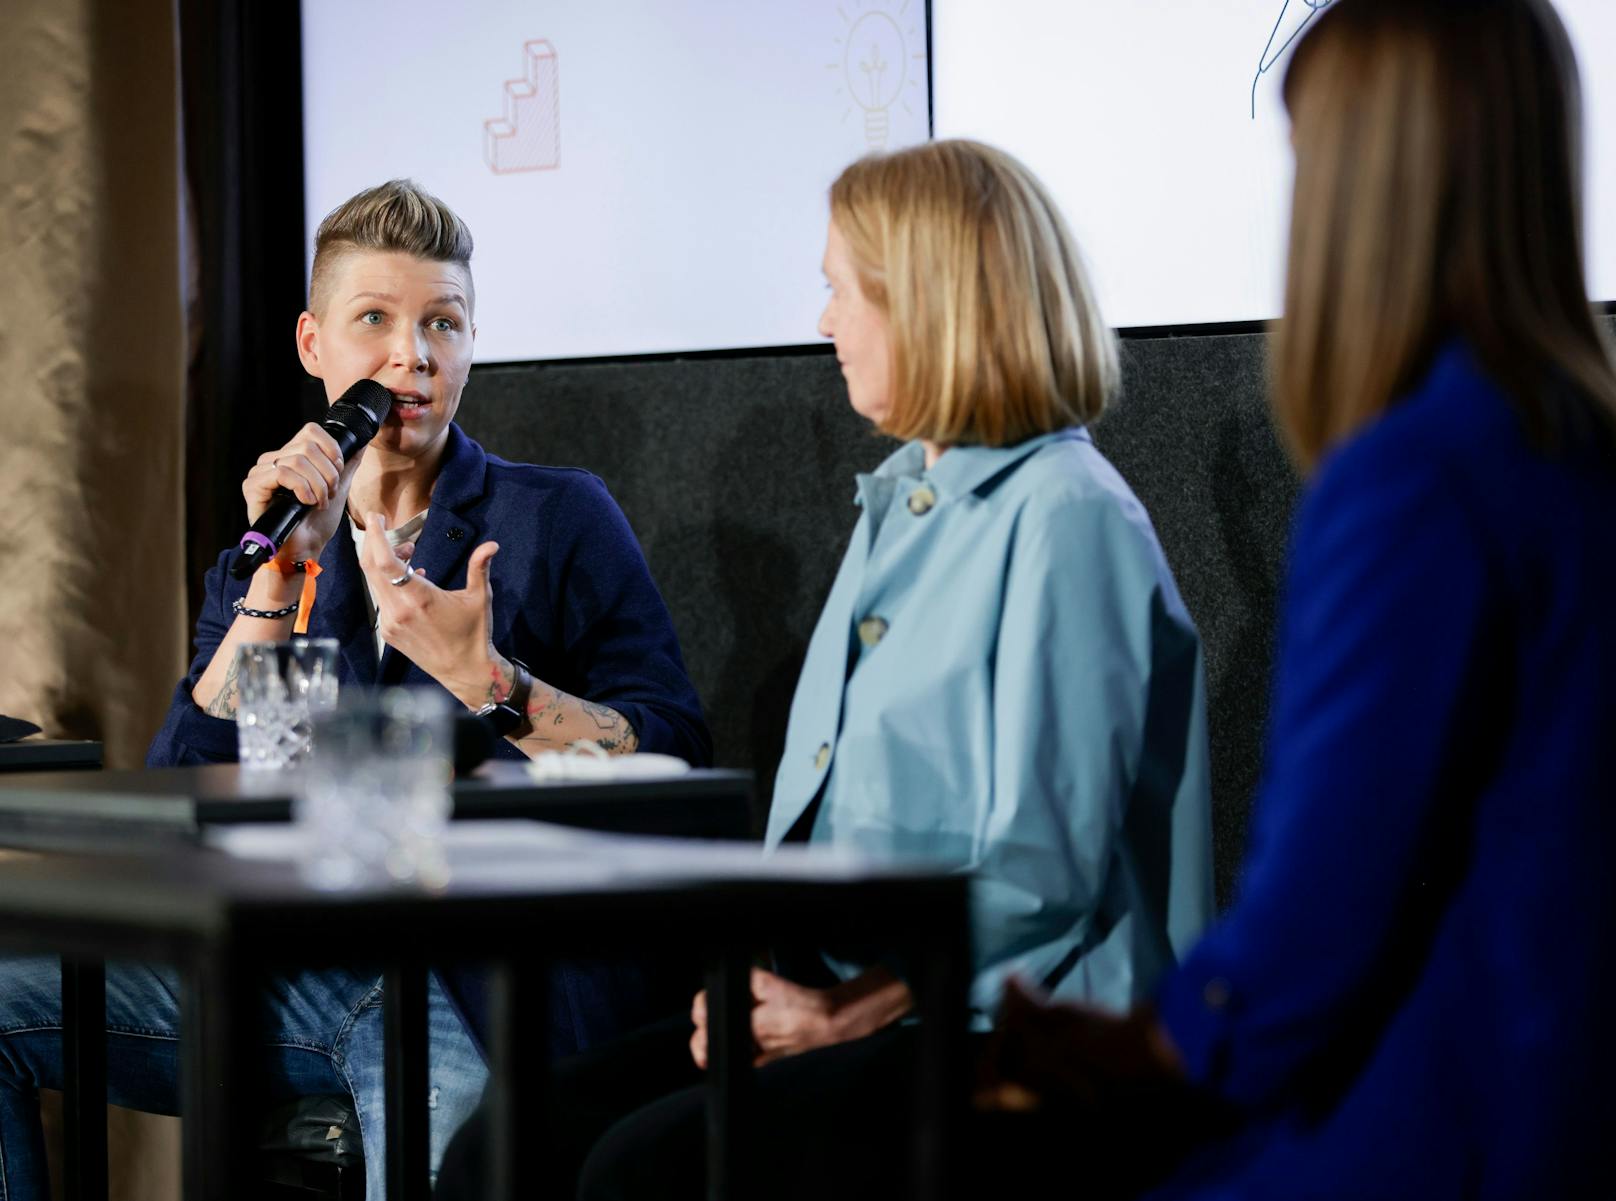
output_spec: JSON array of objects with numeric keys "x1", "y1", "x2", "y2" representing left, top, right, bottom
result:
[
  {"x1": 482, "y1": 658, "x2": 639, "y2": 756},
  {"x1": 201, "y1": 653, "x2": 242, "y2": 718},
  {"x1": 580, "y1": 698, "x2": 623, "y2": 731},
  {"x1": 576, "y1": 698, "x2": 639, "y2": 753},
  {"x1": 582, "y1": 708, "x2": 639, "y2": 754}
]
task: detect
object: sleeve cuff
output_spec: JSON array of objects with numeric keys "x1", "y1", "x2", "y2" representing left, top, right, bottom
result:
[
  {"x1": 1155, "y1": 956, "x2": 1238, "y2": 1092},
  {"x1": 608, "y1": 700, "x2": 711, "y2": 765},
  {"x1": 148, "y1": 682, "x2": 240, "y2": 766}
]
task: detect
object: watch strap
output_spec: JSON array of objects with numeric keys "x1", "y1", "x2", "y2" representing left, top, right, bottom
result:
[{"x1": 504, "y1": 657, "x2": 534, "y2": 739}]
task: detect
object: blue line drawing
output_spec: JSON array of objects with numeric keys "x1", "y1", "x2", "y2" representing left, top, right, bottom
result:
[{"x1": 1253, "y1": 0, "x2": 1335, "y2": 118}]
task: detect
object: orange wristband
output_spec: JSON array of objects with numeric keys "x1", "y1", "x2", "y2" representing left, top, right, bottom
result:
[{"x1": 262, "y1": 558, "x2": 323, "y2": 635}]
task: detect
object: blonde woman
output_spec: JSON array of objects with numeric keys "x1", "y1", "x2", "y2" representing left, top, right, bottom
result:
[
  {"x1": 986, "y1": 1, "x2": 1616, "y2": 1198},
  {"x1": 440, "y1": 139, "x2": 1214, "y2": 1199}
]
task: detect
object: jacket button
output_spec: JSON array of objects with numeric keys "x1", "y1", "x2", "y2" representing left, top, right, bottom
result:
[
  {"x1": 857, "y1": 616, "x2": 889, "y2": 648},
  {"x1": 1203, "y1": 978, "x2": 1232, "y2": 1010},
  {"x1": 813, "y1": 742, "x2": 830, "y2": 771},
  {"x1": 447, "y1": 527, "x2": 465, "y2": 541},
  {"x1": 907, "y1": 487, "x2": 936, "y2": 516}
]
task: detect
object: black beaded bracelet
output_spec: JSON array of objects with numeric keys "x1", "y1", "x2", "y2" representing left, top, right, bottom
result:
[{"x1": 232, "y1": 596, "x2": 300, "y2": 621}]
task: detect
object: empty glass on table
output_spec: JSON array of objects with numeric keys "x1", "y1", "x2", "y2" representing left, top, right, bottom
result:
[{"x1": 233, "y1": 637, "x2": 340, "y2": 770}]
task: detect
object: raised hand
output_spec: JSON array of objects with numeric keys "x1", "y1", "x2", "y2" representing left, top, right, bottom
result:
[{"x1": 358, "y1": 513, "x2": 500, "y2": 691}]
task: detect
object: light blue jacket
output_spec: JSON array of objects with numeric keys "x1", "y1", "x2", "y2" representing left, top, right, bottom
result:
[{"x1": 766, "y1": 428, "x2": 1214, "y2": 1020}]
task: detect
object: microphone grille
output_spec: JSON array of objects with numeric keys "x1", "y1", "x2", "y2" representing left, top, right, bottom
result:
[{"x1": 328, "y1": 378, "x2": 393, "y2": 439}]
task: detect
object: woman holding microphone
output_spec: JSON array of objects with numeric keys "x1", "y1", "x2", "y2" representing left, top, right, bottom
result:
[
  {"x1": 152, "y1": 181, "x2": 707, "y2": 767},
  {"x1": 0, "y1": 181, "x2": 707, "y2": 1201}
]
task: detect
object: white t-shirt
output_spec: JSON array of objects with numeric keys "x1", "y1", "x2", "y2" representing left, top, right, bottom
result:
[{"x1": 348, "y1": 509, "x2": 429, "y2": 658}]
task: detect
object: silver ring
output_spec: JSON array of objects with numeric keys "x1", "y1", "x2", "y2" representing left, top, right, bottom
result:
[{"x1": 389, "y1": 565, "x2": 415, "y2": 587}]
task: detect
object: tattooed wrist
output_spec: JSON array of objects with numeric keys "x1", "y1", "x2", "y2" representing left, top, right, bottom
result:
[
  {"x1": 200, "y1": 653, "x2": 242, "y2": 719},
  {"x1": 503, "y1": 684, "x2": 641, "y2": 756},
  {"x1": 485, "y1": 659, "x2": 515, "y2": 706}
]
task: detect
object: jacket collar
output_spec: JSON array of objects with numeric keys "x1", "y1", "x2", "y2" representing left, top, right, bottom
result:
[
  {"x1": 425, "y1": 422, "x2": 489, "y2": 513},
  {"x1": 855, "y1": 427, "x2": 1088, "y2": 511}
]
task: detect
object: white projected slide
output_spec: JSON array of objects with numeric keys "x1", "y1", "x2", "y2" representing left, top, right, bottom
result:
[
  {"x1": 933, "y1": 0, "x2": 1616, "y2": 328},
  {"x1": 302, "y1": 1, "x2": 929, "y2": 363}
]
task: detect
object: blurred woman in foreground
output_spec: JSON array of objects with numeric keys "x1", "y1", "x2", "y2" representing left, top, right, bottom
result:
[{"x1": 986, "y1": 2, "x2": 1616, "y2": 1197}]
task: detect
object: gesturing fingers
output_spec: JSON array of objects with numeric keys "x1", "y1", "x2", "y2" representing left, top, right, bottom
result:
[
  {"x1": 464, "y1": 541, "x2": 500, "y2": 597},
  {"x1": 361, "y1": 514, "x2": 433, "y2": 589}
]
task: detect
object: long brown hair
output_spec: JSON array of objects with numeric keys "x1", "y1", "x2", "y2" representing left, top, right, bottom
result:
[{"x1": 1274, "y1": 0, "x2": 1616, "y2": 468}]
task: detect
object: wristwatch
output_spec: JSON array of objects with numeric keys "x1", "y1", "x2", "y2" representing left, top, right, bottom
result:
[{"x1": 476, "y1": 657, "x2": 534, "y2": 739}]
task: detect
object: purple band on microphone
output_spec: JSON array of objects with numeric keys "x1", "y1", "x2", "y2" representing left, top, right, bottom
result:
[{"x1": 239, "y1": 531, "x2": 276, "y2": 556}]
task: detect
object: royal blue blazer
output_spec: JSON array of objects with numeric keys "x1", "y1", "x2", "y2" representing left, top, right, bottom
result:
[{"x1": 1155, "y1": 342, "x2": 1616, "y2": 1199}]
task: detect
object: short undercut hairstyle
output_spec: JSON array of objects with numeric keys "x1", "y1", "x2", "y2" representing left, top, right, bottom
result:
[
  {"x1": 308, "y1": 179, "x2": 475, "y2": 316},
  {"x1": 829, "y1": 139, "x2": 1119, "y2": 446}
]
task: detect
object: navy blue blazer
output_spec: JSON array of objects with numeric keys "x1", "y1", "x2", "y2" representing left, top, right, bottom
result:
[
  {"x1": 148, "y1": 422, "x2": 711, "y2": 769},
  {"x1": 147, "y1": 424, "x2": 710, "y2": 1057},
  {"x1": 1154, "y1": 343, "x2": 1616, "y2": 1198}
]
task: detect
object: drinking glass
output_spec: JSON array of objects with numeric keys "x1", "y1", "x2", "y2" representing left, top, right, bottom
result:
[
  {"x1": 234, "y1": 638, "x2": 340, "y2": 771},
  {"x1": 293, "y1": 688, "x2": 453, "y2": 890}
]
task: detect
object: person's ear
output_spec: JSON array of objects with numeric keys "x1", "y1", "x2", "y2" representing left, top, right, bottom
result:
[{"x1": 295, "y1": 310, "x2": 324, "y2": 378}]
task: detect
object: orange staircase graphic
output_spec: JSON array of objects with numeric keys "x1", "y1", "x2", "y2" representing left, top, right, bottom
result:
[{"x1": 484, "y1": 39, "x2": 560, "y2": 173}]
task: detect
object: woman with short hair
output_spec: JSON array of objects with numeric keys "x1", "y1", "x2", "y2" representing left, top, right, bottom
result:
[
  {"x1": 985, "y1": 1, "x2": 1616, "y2": 1196},
  {"x1": 759, "y1": 139, "x2": 1211, "y2": 1037},
  {"x1": 0, "y1": 180, "x2": 709, "y2": 1201}
]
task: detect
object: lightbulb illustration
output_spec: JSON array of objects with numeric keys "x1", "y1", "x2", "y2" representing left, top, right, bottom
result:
[{"x1": 844, "y1": 10, "x2": 906, "y2": 149}]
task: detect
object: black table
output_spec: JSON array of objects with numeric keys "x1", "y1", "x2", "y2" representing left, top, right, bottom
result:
[
  {"x1": 0, "y1": 739, "x2": 102, "y2": 773},
  {"x1": 0, "y1": 830, "x2": 969, "y2": 1201},
  {"x1": 0, "y1": 762, "x2": 754, "y2": 850}
]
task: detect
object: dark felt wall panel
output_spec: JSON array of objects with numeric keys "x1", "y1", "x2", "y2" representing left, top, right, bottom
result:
[
  {"x1": 460, "y1": 329, "x2": 1299, "y2": 906},
  {"x1": 459, "y1": 317, "x2": 1615, "y2": 906}
]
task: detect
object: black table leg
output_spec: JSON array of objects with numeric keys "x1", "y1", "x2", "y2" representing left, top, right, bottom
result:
[
  {"x1": 487, "y1": 958, "x2": 547, "y2": 1201},
  {"x1": 61, "y1": 956, "x2": 108, "y2": 1201},
  {"x1": 704, "y1": 949, "x2": 753, "y2": 1201},
  {"x1": 181, "y1": 947, "x2": 256, "y2": 1199},
  {"x1": 385, "y1": 961, "x2": 432, "y2": 1201},
  {"x1": 910, "y1": 894, "x2": 971, "y2": 1201}
]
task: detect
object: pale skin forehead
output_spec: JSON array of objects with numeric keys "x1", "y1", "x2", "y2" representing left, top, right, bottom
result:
[{"x1": 310, "y1": 247, "x2": 474, "y2": 320}]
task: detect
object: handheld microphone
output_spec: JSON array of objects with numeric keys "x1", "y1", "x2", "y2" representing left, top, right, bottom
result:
[{"x1": 229, "y1": 379, "x2": 393, "y2": 579}]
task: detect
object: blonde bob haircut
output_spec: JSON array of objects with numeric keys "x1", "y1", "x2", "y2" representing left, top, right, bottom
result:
[
  {"x1": 829, "y1": 139, "x2": 1118, "y2": 446},
  {"x1": 1276, "y1": 0, "x2": 1616, "y2": 469},
  {"x1": 309, "y1": 179, "x2": 475, "y2": 317}
]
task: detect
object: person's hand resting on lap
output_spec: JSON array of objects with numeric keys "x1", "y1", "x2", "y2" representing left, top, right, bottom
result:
[{"x1": 687, "y1": 967, "x2": 914, "y2": 1069}]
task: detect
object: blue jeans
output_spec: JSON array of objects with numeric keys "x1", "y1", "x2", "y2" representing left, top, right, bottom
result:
[{"x1": 0, "y1": 957, "x2": 487, "y2": 1201}]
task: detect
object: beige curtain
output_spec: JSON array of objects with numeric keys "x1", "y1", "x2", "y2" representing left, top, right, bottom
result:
[
  {"x1": 0, "y1": 0, "x2": 189, "y2": 1192},
  {"x1": 0, "y1": 0, "x2": 189, "y2": 767}
]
